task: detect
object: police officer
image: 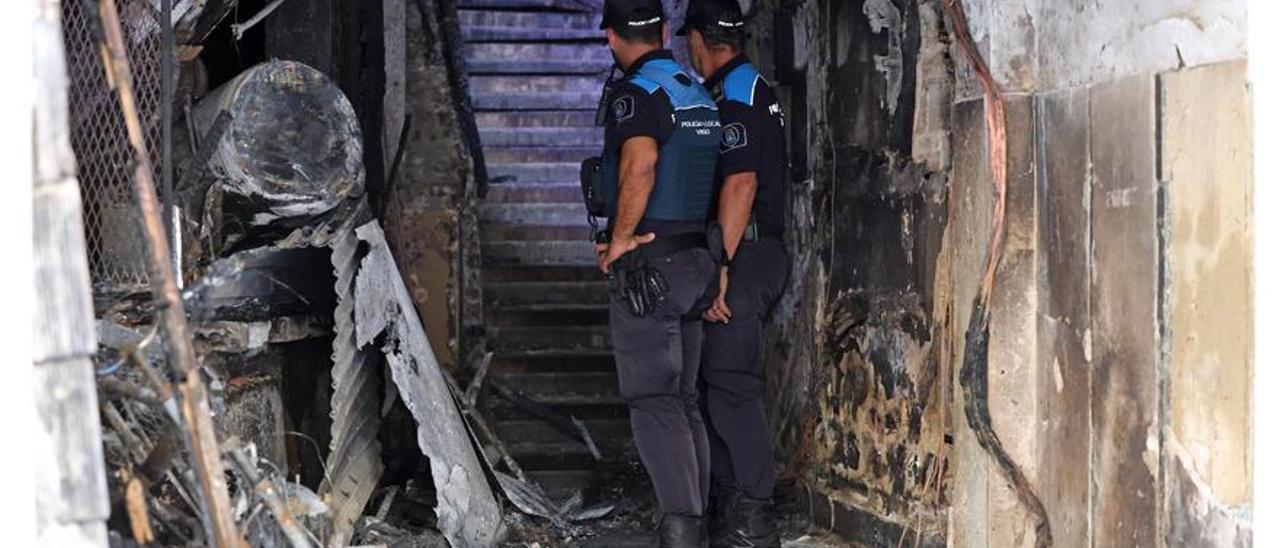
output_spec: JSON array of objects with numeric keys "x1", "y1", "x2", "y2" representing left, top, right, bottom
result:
[
  {"x1": 679, "y1": 0, "x2": 790, "y2": 545},
  {"x1": 594, "y1": 0, "x2": 722, "y2": 545}
]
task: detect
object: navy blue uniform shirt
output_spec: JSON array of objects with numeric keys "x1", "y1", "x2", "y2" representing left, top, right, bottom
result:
[{"x1": 702, "y1": 54, "x2": 786, "y2": 237}]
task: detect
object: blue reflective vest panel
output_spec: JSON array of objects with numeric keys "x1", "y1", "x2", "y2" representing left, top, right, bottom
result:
[{"x1": 602, "y1": 59, "x2": 721, "y2": 222}]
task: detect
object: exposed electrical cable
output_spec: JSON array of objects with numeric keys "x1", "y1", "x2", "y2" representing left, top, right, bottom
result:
[{"x1": 941, "y1": 0, "x2": 1053, "y2": 546}]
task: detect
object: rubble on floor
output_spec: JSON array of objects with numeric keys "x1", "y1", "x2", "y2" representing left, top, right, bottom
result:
[
  {"x1": 72, "y1": 1, "x2": 808, "y2": 544},
  {"x1": 94, "y1": 202, "x2": 640, "y2": 545}
]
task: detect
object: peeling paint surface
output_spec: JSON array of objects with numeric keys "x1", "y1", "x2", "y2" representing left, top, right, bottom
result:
[
  {"x1": 1167, "y1": 442, "x2": 1252, "y2": 547},
  {"x1": 812, "y1": 292, "x2": 945, "y2": 510},
  {"x1": 862, "y1": 0, "x2": 903, "y2": 117}
]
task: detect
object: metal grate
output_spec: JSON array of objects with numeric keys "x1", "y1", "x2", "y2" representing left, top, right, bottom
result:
[{"x1": 62, "y1": 0, "x2": 165, "y2": 293}]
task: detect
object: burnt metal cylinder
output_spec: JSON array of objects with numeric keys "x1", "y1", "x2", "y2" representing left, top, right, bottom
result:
[{"x1": 191, "y1": 60, "x2": 364, "y2": 224}]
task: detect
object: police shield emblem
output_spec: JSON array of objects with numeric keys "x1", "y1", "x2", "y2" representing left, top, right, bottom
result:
[
  {"x1": 612, "y1": 96, "x2": 634, "y2": 122},
  {"x1": 721, "y1": 122, "x2": 747, "y2": 151}
]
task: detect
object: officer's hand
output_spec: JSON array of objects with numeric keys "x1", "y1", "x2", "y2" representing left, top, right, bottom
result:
[
  {"x1": 598, "y1": 233, "x2": 656, "y2": 273},
  {"x1": 703, "y1": 267, "x2": 732, "y2": 323}
]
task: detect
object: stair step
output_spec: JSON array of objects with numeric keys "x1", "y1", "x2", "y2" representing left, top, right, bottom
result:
[
  {"x1": 496, "y1": 420, "x2": 631, "y2": 454},
  {"x1": 489, "y1": 325, "x2": 611, "y2": 354},
  {"x1": 480, "y1": 126, "x2": 603, "y2": 147},
  {"x1": 462, "y1": 25, "x2": 604, "y2": 42},
  {"x1": 498, "y1": 371, "x2": 619, "y2": 396},
  {"x1": 577, "y1": 534, "x2": 653, "y2": 548},
  {"x1": 485, "y1": 281, "x2": 609, "y2": 309},
  {"x1": 485, "y1": 182, "x2": 582, "y2": 203},
  {"x1": 491, "y1": 354, "x2": 616, "y2": 373},
  {"x1": 487, "y1": 309, "x2": 609, "y2": 328},
  {"x1": 466, "y1": 43, "x2": 611, "y2": 64},
  {"x1": 496, "y1": 419, "x2": 630, "y2": 445},
  {"x1": 458, "y1": 9, "x2": 599, "y2": 30},
  {"x1": 491, "y1": 393, "x2": 628, "y2": 421},
  {"x1": 456, "y1": 0, "x2": 598, "y2": 11},
  {"x1": 488, "y1": 161, "x2": 580, "y2": 183},
  {"x1": 471, "y1": 91, "x2": 599, "y2": 111},
  {"x1": 486, "y1": 148, "x2": 596, "y2": 167},
  {"x1": 482, "y1": 223, "x2": 595, "y2": 242},
  {"x1": 507, "y1": 440, "x2": 599, "y2": 469},
  {"x1": 483, "y1": 240, "x2": 597, "y2": 267},
  {"x1": 466, "y1": 58, "x2": 613, "y2": 75},
  {"x1": 483, "y1": 264, "x2": 605, "y2": 283},
  {"x1": 476, "y1": 110, "x2": 598, "y2": 129},
  {"x1": 525, "y1": 469, "x2": 598, "y2": 499},
  {"x1": 480, "y1": 202, "x2": 591, "y2": 225},
  {"x1": 471, "y1": 74, "x2": 604, "y2": 94}
]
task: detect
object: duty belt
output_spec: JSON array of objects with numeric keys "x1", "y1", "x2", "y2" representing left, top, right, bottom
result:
[
  {"x1": 639, "y1": 232, "x2": 708, "y2": 258},
  {"x1": 608, "y1": 232, "x2": 706, "y2": 318}
]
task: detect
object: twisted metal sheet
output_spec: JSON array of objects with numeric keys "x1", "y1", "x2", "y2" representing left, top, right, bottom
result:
[{"x1": 321, "y1": 223, "x2": 384, "y2": 544}]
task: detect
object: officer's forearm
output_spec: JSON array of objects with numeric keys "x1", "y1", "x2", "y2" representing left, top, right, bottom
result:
[
  {"x1": 718, "y1": 172, "x2": 758, "y2": 260},
  {"x1": 612, "y1": 137, "x2": 659, "y2": 241}
]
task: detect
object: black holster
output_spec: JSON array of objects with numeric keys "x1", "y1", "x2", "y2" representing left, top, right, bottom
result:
[{"x1": 580, "y1": 156, "x2": 605, "y2": 217}]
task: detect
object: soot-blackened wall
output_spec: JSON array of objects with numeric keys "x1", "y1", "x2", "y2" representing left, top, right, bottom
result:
[
  {"x1": 757, "y1": 0, "x2": 1253, "y2": 545},
  {"x1": 756, "y1": 0, "x2": 955, "y2": 541}
]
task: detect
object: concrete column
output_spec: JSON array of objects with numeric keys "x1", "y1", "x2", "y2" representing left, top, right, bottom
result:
[
  {"x1": 1032, "y1": 86, "x2": 1092, "y2": 548},
  {"x1": 946, "y1": 97, "x2": 992, "y2": 548},
  {"x1": 1159, "y1": 60, "x2": 1253, "y2": 544}
]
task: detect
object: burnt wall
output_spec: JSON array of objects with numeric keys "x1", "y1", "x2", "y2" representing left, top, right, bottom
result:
[
  {"x1": 758, "y1": 0, "x2": 1252, "y2": 545},
  {"x1": 383, "y1": 0, "x2": 484, "y2": 370},
  {"x1": 945, "y1": 1, "x2": 1252, "y2": 545},
  {"x1": 758, "y1": 0, "x2": 954, "y2": 539}
]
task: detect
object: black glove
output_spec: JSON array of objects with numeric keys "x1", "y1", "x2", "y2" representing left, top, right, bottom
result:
[{"x1": 610, "y1": 251, "x2": 668, "y2": 317}]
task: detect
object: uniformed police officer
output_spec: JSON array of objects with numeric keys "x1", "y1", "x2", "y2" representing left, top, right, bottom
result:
[
  {"x1": 679, "y1": 0, "x2": 790, "y2": 545},
  {"x1": 594, "y1": 0, "x2": 723, "y2": 545}
]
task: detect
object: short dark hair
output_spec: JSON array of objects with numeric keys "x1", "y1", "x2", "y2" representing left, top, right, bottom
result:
[
  {"x1": 614, "y1": 21, "x2": 663, "y2": 45},
  {"x1": 696, "y1": 25, "x2": 744, "y2": 51}
]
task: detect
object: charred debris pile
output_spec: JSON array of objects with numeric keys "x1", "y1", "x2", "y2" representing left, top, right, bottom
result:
[{"x1": 78, "y1": 1, "x2": 613, "y2": 545}]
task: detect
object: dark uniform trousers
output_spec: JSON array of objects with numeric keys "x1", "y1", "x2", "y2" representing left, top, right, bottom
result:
[
  {"x1": 611, "y1": 247, "x2": 719, "y2": 516},
  {"x1": 702, "y1": 238, "x2": 790, "y2": 500}
]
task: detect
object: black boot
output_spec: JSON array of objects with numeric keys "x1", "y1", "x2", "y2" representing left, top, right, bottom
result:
[
  {"x1": 658, "y1": 513, "x2": 708, "y2": 548},
  {"x1": 717, "y1": 495, "x2": 780, "y2": 548},
  {"x1": 709, "y1": 487, "x2": 741, "y2": 546}
]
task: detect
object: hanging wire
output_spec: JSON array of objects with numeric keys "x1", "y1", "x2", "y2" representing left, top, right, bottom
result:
[{"x1": 97, "y1": 322, "x2": 161, "y2": 376}]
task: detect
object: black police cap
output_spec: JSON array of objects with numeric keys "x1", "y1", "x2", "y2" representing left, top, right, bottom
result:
[
  {"x1": 599, "y1": 0, "x2": 665, "y2": 31},
  {"x1": 676, "y1": 0, "x2": 744, "y2": 36}
]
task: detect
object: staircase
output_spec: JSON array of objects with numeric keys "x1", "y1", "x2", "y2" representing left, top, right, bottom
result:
[{"x1": 459, "y1": 0, "x2": 631, "y2": 498}]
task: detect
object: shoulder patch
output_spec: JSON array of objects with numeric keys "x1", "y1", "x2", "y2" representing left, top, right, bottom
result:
[
  {"x1": 612, "y1": 95, "x2": 635, "y2": 123},
  {"x1": 720, "y1": 122, "x2": 748, "y2": 152}
]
